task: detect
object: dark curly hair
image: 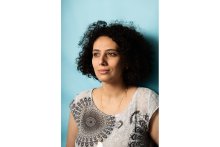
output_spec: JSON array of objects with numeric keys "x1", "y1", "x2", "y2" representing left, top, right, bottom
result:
[{"x1": 76, "y1": 20, "x2": 151, "y2": 86}]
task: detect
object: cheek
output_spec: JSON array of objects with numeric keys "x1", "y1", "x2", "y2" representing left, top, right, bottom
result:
[
  {"x1": 92, "y1": 59, "x2": 96, "y2": 68},
  {"x1": 113, "y1": 60, "x2": 123, "y2": 72}
]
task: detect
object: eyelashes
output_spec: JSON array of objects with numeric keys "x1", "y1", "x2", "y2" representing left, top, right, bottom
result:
[{"x1": 92, "y1": 51, "x2": 119, "y2": 58}]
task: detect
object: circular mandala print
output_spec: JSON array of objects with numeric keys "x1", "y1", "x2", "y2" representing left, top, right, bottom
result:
[
  {"x1": 71, "y1": 97, "x2": 116, "y2": 147},
  {"x1": 81, "y1": 108, "x2": 105, "y2": 134}
]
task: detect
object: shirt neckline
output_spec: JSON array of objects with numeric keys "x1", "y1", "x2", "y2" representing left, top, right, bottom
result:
[{"x1": 89, "y1": 87, "x2": 139, "y2": 117}]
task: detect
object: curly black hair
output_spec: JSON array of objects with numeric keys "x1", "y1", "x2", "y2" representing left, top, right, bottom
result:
[{"x1": 76, "y1": 20, "x2": 151, "y2": 86}]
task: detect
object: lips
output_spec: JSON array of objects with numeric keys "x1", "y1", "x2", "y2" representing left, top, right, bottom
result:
[{"x1": 98, "y1": 69, "x2": 110, "y2": 74}]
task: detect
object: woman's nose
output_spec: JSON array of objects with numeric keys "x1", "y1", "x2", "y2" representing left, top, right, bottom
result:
[{"x1": 99, "y1": 54, "x2": 107, "y2": 66}]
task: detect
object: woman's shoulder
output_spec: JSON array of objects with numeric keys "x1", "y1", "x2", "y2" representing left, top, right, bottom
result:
[
  {"x1": 137, "y1": 87, "x2": 158, "y2": 96},
  {"x1": 135, "y1": 87, "x2": 159, "y2": 119},
  {"x1": 135, "y1": 87, "x2": 159, "y2": 106},
  {"x1": 76, "y1": 89, "x2": 92, "y2": 98},
  {"x1": 69, "y1": 88, "x2": 93, "y2": 105}
]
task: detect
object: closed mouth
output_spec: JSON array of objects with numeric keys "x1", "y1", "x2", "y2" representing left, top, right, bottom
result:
[{"x1": 98, "y1": 69, "x2": 110, "y2": 74}]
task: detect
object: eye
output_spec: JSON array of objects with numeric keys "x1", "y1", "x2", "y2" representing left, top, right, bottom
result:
[
  {"x1": 106, "y1": 51, "x2": 118, "y2": 57},
  {"x1": 92, "y1": 52, "x2": 100, "y2": 57}
]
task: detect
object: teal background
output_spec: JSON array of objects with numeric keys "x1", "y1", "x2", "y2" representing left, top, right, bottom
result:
[{"x1": 61, "y1": 0, "x2": 158, "y2": 146}]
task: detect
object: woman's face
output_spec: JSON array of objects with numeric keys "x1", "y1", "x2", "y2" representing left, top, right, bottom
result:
[{"x1": 92, "y1": 36, "x2": 123, "y2": 84}]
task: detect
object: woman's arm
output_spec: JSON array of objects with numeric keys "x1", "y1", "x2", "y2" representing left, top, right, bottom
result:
[
  {"x1": 149, "y1": 110, "x2": 159, "y2": 145},
  {"x1": 66, "y1": 112, "x2": 78, "y2": 147}
]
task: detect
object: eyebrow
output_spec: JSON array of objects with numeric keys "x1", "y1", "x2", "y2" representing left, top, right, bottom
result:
[{"x1": 92, "y1": 49, "x2": 118, "y2": 52}]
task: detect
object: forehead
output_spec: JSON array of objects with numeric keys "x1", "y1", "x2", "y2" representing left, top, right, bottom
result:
[{"x1": 93, "y1": 36, "x2": 118, "y2": 50}]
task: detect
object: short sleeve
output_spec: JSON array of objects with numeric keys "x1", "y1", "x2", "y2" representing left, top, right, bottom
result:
[
  {"x1": 69, "y1": 98, "x2": 76, "y2": 114},
  {"x1": 148, "y1": 90, "x2": 159, "y2": 121},
  {"x1": 69, "y1": 89, "x2": 91, "y2": 120},
  {"x1": 69, "y1": 95, "x2": 78, "y2": 120}
]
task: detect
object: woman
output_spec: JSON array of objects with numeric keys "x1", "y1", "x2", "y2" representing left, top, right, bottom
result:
[{"x1": 66, "y1": 20, "x2": 159, "y2": 147}]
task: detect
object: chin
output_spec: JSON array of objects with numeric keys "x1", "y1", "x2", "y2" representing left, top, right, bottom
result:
[
  {"x1": 97, "y1": 78, "x2": 111, "y2": 83},
  {"x1": 96, "y1": 74, "x2": 122, "y2": 84},
  {"x1": 96, "y1": 76, "x2": 111, "y2": 83},
  {"x1": 98, "y1": 77, "x2": 121, "y2": 84}
]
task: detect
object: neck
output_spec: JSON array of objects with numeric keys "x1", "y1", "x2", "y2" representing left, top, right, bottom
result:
[
  {"x1": 99, "y1": 82, "x2": 128, "y2": 114},
  {"x1": 100, "y1": 82, "x2": 127, "y2": 98}
]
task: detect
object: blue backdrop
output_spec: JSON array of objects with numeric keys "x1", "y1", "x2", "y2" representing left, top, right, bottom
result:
[{"x1": 61, "y1": 0, "x2": 158, "y2": 146}]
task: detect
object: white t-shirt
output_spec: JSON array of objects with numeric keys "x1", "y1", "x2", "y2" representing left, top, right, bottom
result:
[{"x1": 69, "y1": 87, "x2": 159, "y2": 147}]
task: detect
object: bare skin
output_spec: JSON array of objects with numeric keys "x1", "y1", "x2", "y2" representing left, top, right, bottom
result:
[
  {"x1": 66, "y1": 113, "x2": 78, "y2": 147},
  {"x1": 149, "y1": 109, "x2": 159, "y2": 144}
]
